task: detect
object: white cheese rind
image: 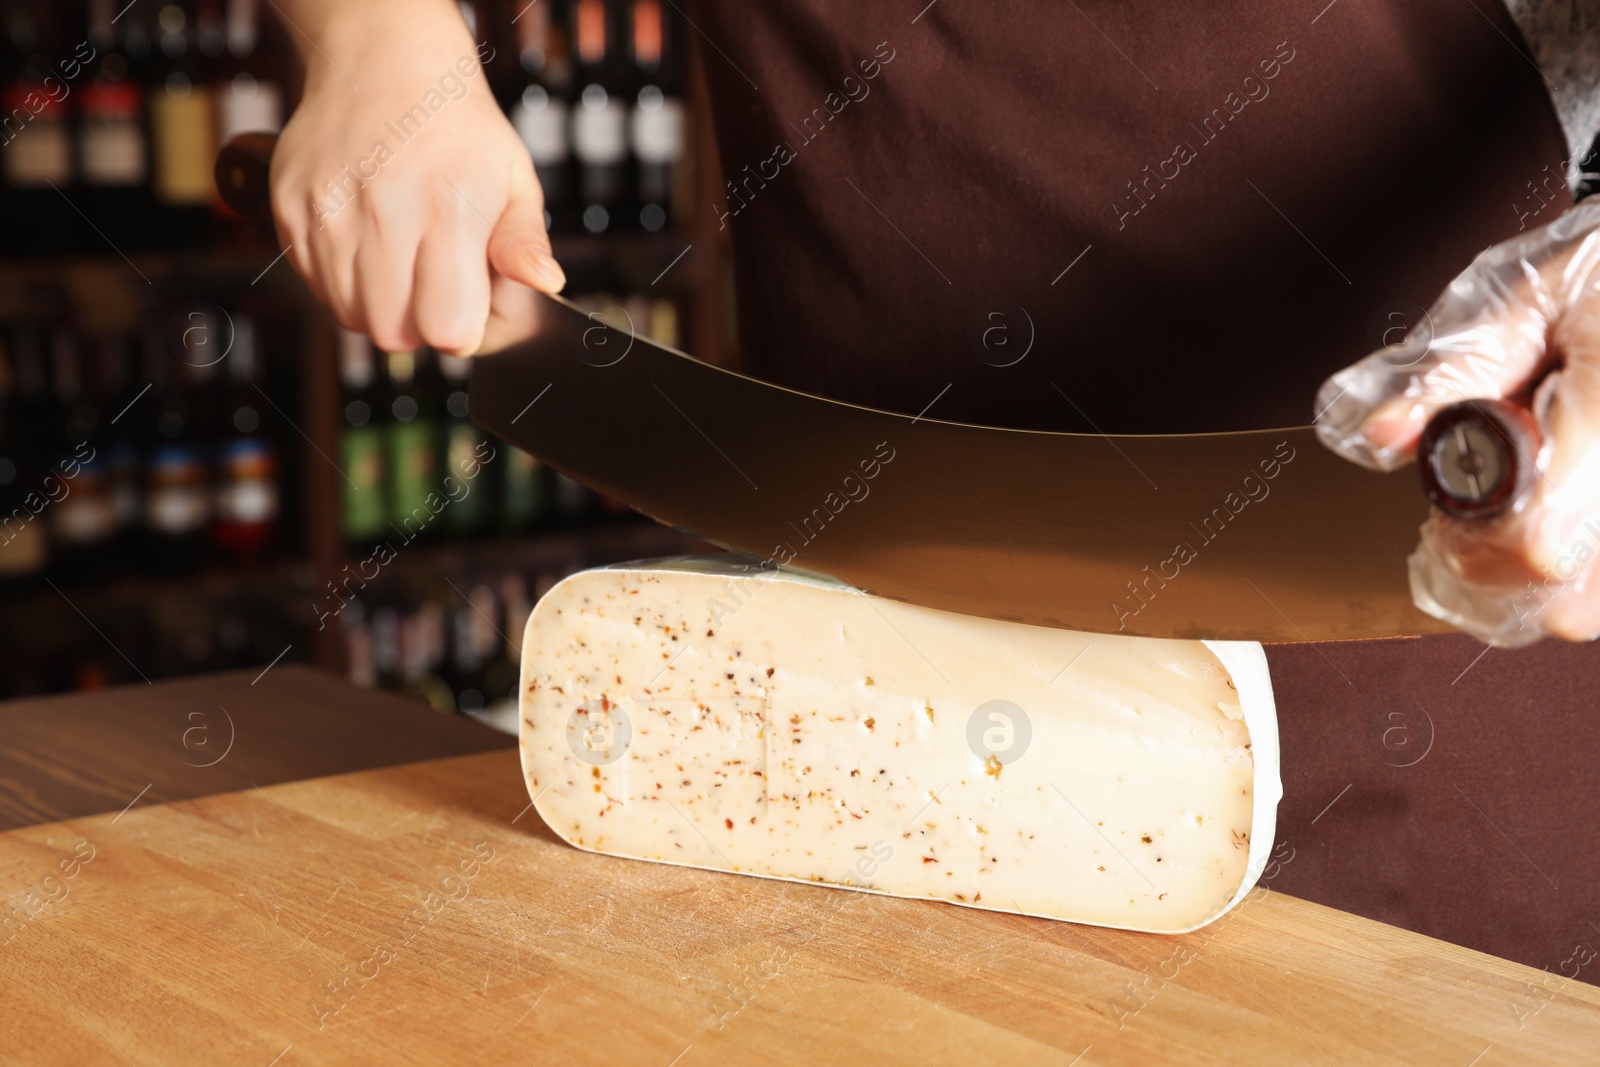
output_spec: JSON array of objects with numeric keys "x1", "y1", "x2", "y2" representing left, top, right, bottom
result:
[{"x1": 519, "y1": 556, "x2": 1280, "y2": 933}]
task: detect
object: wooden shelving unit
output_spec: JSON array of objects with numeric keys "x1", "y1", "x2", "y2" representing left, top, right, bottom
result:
[{"x1": 0, "y1": 15, "x2": 738, "y2": 700}]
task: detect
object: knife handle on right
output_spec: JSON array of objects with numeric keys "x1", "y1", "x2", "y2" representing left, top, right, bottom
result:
[
  {"x1": 216, "y1": 132, "x2": 281, "y2": 240},
  {"x1": 1417, "y1": 399, "x2": 1541, "y2": 521}
]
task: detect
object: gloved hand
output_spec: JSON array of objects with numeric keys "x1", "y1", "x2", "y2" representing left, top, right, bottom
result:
[
  {"x1": 1315, "y1": 200, "x2": 1600, "y2": 647},
  {"x1": 269, "y1": 0, "x2": 564, "y2": 357}
]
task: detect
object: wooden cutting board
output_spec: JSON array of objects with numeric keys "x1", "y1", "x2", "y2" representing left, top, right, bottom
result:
[{"x1": 2, "y1": 748, "x2": 1596, "y2": 1065}]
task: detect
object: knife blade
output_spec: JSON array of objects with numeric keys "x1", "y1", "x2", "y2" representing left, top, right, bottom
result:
[
  {"x1": 470, "y1": 292, "x2": 1446, "y2": 641},
  {"x1": 212, "y1": 132, "x2": 1445, "y2": 641}
]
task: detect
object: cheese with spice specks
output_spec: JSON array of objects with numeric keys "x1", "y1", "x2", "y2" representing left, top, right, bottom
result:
[{"x1": 518, "y1": 556, "x2": 1281, "y2": 933}]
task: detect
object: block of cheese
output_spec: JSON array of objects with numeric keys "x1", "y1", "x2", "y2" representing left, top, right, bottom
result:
[{"x1": 518, "y1": 556, "x2": 1280, "y2": 933}]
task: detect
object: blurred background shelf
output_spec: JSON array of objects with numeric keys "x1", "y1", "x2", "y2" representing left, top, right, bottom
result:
[{"x1": 0, "y1": 0, "x2": 736, "y2": 712}]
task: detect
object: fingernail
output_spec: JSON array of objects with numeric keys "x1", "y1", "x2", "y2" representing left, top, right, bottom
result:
[{"x1": 532, "y1": 254, "x2": 565, "y2": 289}]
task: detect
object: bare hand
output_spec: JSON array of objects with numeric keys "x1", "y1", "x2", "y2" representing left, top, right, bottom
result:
[{"x1": 270, "y1": 2, "x2": 564, "y2": 356}]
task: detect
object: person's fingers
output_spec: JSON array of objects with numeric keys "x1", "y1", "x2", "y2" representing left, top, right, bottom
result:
[
  {"x1": 354, "y1": 211, "x2": 425, "y2": 354},
  {"x1": 487, "y1": 177, "x2": 566, "y2": 295},
  {"x1": 1314, "y1": 217, "x2": 1600, "y2": 473},
  {"x1": 1315, "y1": 289, "x2": 1551, "y2": 472},
  {"x1": 1359, "y1": 309, "x2": 1549, "y2": 455},
  {"x1": 311, "y1": 221, "x2": 367, "y2": 335},
  {"x1": 271, "y1": 183, "x2": 330, "y2": 306},
  {"x1": 412, "y1": 185, "x2": 494, "y2": 356},
  {"x1": 479, "y1": 269, "x2": 546, "y2": 354}
]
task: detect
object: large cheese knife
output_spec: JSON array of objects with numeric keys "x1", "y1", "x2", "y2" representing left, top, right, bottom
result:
[
  {"x1": 219, "y1": 133, "x2": 1459, "y2": 642},
  {"x1": 465, "y1": 292, "x2": 1447, "y2": 641}
]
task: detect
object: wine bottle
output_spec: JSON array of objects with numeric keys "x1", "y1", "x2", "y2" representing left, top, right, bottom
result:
[
  {"x1": 148, "y1": 0, "x2": 216, "y2": 248},
  {"x1": 0, "y1": 328, "x2": 49, "y2": 593},
  {"x1": 214, "y1": 0, "x2": 281, "y2": 140},
  {"x1": 80, "y1": 0, "x2": 152, "y2": 250},
  {"x1": 99, "y1": 333, "x2": 144, "y2": 556},
  {"x1": 438, "y1": 353, "x2": 492, "y2": 540},
  {"x1": 47, "y1": 327, "x2": 118, "y2": 584},
  {"x1": 144, "y1": 308, "x2": 215, "y2": 574},
  {"x1": 628, "y1": 0, "x2": 683, "y2": 231},
  {"x1": 510, "y1": 0, "x2": 576, "y2": 233},
  {"x1": 2, "y1": 2, "x2": 77, "y2": 255},
  {"x1": 485, "y1": 569, "x2": 531, "y2": 707},
  {"x1": 399, "y1": 600, "x2": 455, "y2": 710},
  {"x1": 371, "y1": 604, "x2": 401, "y2": 689},
  {"x1": 211, "y1": 313, "x2": 279, "y2": 562},
  {"x1": 570, "y1": 0, "x2": 628, "y2": 234},
  {"x1": 337, "y1": 329, "x2": 387, "y2": 550},
  {"x1": 384, "y1": 348, "x2": 441, "y2": 546},
  {"x1": 512, "y1": 83, "x2": 575, "y2": 234},
  {"x1": 448, "y1": 598, "x2": 487, "y2": 712}
]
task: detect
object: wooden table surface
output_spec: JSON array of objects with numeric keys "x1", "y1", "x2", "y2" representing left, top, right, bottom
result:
[
  {"x1": 2, "y1": 672, "x2": 1598, "y2": 1065},
  {"x1": 0, "y1": 666, "x2": 515, "y2": 831}
]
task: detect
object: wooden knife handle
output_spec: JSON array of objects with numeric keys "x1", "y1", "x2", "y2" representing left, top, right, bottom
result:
[
  {"x1": 1417, "y1": 398, "x2": 1541, "y2": 521},
  {"x1": 215, "y1": 131, "x2": 280, "y2": 238}
]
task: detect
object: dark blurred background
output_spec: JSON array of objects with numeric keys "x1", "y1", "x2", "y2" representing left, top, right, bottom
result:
[{"x1": 0, "y1": 0, "x2": 736, "y2": 723}]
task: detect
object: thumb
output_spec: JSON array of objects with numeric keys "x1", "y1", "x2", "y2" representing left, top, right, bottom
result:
[{"x1": 488, "y1": 177, "x2": 566, "y2": 294}]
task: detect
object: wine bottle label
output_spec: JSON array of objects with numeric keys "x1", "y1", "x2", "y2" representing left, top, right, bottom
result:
[
  {"x1": 52, "y1": 457, "x2": 117, "y2": 545},
  {"x1": 215, "y1": 438, "x2": 279, "y2": 525},
  {"x1": 572, "y1": 88, "x2": 627, "y2": 165},
  {"x1": 513, "y1": 89, "x2": 570, "y2": 165},
  {"x1": 4, "y1": 121, "x2": 72, "y2": 186},
  {"x1": 0, "y1": 517, "x2": 48, "y2": 576},
  {"x1": 217, "y1": 74, "x2": 283, "y2": 141},
  {"x1": 80, "y1": 81, "x2": 148, "y2": 185},
  {"x1": 341, "y1": 425, "x2": 387, "y2": 539},
  {"x1": 215, "y1": 478, "x2": 277, "y2": 525},
  {"x1": 630, "y1": 93, "x2": 684, "y2": 164},
  {"x1": 151, "y1": 80, "x2": 217, "y2": 204},
  {"x1": 146, "y1": 445, "x2": 212, "y2": 534},
  {"x1": 82, "y1": 120, "x2": 147, "y2": 185},
  {"x1": 386, "y1": 420, "x2": 439, "y2": 529}
]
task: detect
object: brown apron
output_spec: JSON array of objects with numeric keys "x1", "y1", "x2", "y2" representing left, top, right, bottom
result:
[{"x1": 695, "y1": 0, "x2": 1599, "y2": 975}]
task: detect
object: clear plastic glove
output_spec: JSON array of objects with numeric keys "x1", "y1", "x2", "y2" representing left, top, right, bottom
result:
[
  {"x1": 1315, "y1": 200, "x2": 1600, "y2": 647},
  {"x1": 270, "y1": 0, "x2": 564, "y2": 357}
]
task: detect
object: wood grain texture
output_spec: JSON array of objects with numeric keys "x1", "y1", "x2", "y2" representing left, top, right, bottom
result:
[
  {"x1": 0, "y1": 667, "x2": 514, "y2": 831},
  {"x1": 1, "y1": 748, "x2": 1595, "y2": 1066}
]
